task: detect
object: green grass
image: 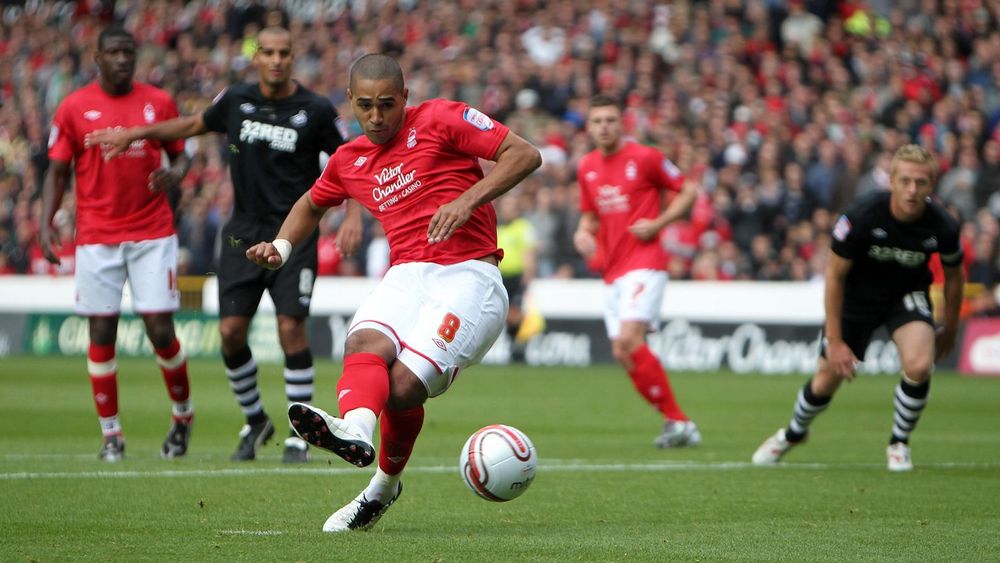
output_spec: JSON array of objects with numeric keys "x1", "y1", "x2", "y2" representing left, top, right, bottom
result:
[{"x1": 1, "y1": 357, "x2": 999, "y2": 562}]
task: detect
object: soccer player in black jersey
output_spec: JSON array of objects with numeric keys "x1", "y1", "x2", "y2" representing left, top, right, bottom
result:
[
  {"x1": 88, "y1": 27, "x2": 362, "y2": 463},
  {"x1": 752, "y1": 144, "x2": 965, "y2": 471}
]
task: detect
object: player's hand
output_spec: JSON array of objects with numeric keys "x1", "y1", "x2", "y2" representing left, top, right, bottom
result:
[
  {"x1": 245, "y1": 241, "x2": 284, "y2": 270},
  {"x1": 934, "y1": 325, "x2": 958, "y2": 361},
  {"x1": 826, "y1": 339, "x2": 860, "y2": 381},
  {"x1": 336, "y1": 208, "x2": 362, "y2": 256},
  {"x1": 84, "y1": 127, "x2": 131, "y2": 159},
  {"x1": 427, "y1": 199, "x2": 473, "y2": 244},
  {"x1": 148, "y1": 167, "x2": 184, "y2": 193},
  {"x1": 628, "y1": 218, "x2": 662, "y2": 241},
  {"x1": 573, "y1": 229, "x2": 596, "y2": 258},
  {"x1": 39, "y1": 227, "x2": 61, "y2": 265}
]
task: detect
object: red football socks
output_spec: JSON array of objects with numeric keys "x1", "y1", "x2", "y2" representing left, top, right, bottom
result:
[
  {"x1": 337, "y1": 353, "x2": 390, "y2": 417},
  {"x1": 88, "y1": 343, "x2": 119, "y2": 421},
  {"x1": 378, "y1": 406, "x2": 424, "y2": 475},
  {"x1": 628, "y1": 344, "x2": 688, "y2": 421}
]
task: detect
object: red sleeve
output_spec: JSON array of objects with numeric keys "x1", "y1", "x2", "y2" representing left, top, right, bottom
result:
[
  {"x1": 578, "y1": 179, "x2": 596, "y2": 213},
  {"x1": 310, "y1": 156, "x2": 348, "y2": 208},
  {"x1": 652, "y1": 153, "x2": 685, "y2": 194},
  {"x1": 159, "y1": 94, "x2": 185, "y2": 156},
  {"x1": 432, "y1": 100, "x2": 509, "y2": 161},
  {"x1": 47, "y1": 100, "x2": 77, "y2": 163}
]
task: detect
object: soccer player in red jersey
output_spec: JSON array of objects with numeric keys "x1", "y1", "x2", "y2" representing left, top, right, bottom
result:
[
  {"x1": 574, "y1": 95, "x2": 700, "y2": 448},
  {"x1": 39, "y1": 27, "x2": 194, "y2": 462},
  {"x1": 246, "y1": 53, "x2": 541, "y2": 532}
]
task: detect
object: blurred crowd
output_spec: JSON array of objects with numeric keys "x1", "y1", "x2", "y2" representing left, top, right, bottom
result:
[{"x1": 1, "y1": 0, "x2": 999, "y2": 312}]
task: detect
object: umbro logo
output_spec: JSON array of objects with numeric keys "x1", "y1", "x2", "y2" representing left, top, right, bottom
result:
[
  {"x1": 84, "y1": 110, "x2": 102, "y2": 121},
  {"x1": 354, "y1": 157, "x2": 367, "y2": 166},
  {"x1": 922, "y1": 237, "x2": 938, "y2": 249},
  {"x1": 387, "y1": 456, "x2": 407, "y2": 463},
  {"x1": 871, "y1": 228, "x2": 887, "y2": 238},
  {"x1": 240, "y1": 103, "x2": 256, "y2": 114},
  {"x1": 585, "y1": 171, "x2": 598, "y2": 182},
  {"x1": 433, "y1": 338, "x2": 447, "y2": 351}
]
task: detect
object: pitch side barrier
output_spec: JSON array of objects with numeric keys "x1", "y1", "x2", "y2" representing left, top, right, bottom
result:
[{"x1": 0, "y1": 276, "x2": 971, "y2": 374}]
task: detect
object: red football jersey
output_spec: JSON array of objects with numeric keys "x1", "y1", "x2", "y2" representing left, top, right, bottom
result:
[
  {"x1": 577, "y1": 141, "x2": 684, "y2": 282},
  {"x1": 48, "y1": 82, "x2": 184, "y2": 244},
  {"x1": 311, "y1": 99, "x2": 509, "y2": 266}
]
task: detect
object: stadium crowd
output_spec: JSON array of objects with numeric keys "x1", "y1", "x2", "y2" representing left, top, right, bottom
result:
[{"x1": 0, "y1": 0, "x2": 998, "y2": 313}]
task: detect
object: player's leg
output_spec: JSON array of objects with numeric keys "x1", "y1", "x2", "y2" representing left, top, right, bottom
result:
[
  {"x1": 217, "y1": 234, "x2": 273, "y2": 460},
  {"x1": 126, "y1": 236, "x2": 193, "y2": 459},
  {"x1": 88, "y1": 315, "x2": 124, "y2": 461},
  {"x1": 753, "y1": 317, "x2": 875, "y2": 465},
  {"x1": 886, "y1": 308, "x2": 936, "y2": 472},
  {"x1": 75, "y1": 243, "x2": 128, "y2": 461}
]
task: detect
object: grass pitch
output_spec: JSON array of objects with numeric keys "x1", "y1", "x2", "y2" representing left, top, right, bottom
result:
[{"x1": 1, "y1": 357, "x2": 998, "y2": 561}]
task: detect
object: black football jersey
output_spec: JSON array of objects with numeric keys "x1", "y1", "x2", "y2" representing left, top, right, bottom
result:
[
  {"x1": 203, "y1": 82, "x2": 345, "y2": 225},
  {"x1": 830, "y1": 191, "x2": 963, "y2": 317}
]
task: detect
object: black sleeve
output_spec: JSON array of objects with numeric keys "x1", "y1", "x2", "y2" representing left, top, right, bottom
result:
[
  {"x1": 315, "y1": 100, "x2": 346, "y2": 154},
  {"x1": 829, "y1": 203, "x2": 867, "y2": 261},
  {"x1": 938, "y1": 210, "x2": 964, "y2": 267},
  {"x1": 202, "y1": 87, "x2": 231, "y2": 134}
]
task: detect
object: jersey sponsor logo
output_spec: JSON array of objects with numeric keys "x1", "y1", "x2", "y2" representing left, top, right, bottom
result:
[
  {"x1": 595, "y1": 184, "x2": 630, "y2": 214},
  {"x1": 832, "y1": 215, "x2": 851, "y2": 241},
  {"x1": 354, "y1": 156, "x2": 367, "y2": 166},
  {"x1": 922, "y1": 237, "x2": 938, "y2": 249},
  {"x1": 143, "y1": 103, "x2": 156, "y2": 123},
  {"x1": 871, "y1": 228, "x2": 887, "y2": 238},
  {"x1": 48, "y1": 125, "x2": 59, "y2": 148},
  {"x1": 406, "y1": 127, "x2": 417, "y2": 148},
  {"x1": 462, "y1": 107, "x2": 494, "y2": 131},
  {"x1": 239, "y1": 119, "x2": 299, "y2": 152},
  {"x1": 625, "y1": 160, "x2": 637, "y2": 180},
  {"x1": 867, "y1": 245, "x2": 926, "y2": 266},
  {"x1": 290, "y1": 110, "x2": 307, "y2": 127},
  {"x1": 83, "y1": 110, "x2": 102, "y2": 121},
  {"x1": 372, "y1": 162, "x2": 422, "y2": 211},
  {"x1": 239, "y1": 102, "x2": 256, "y2": 114}
]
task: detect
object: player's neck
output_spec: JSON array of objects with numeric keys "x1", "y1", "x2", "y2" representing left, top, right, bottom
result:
[
  {"x1": 598, "y1": 139, "x2": 623, "y2": 156},
  {"x1": 99, "y1": 79, "x2": 133, "y2": 97},
  {"x1": 259, "y1": 80, "x2": 296, "y2": 100}
]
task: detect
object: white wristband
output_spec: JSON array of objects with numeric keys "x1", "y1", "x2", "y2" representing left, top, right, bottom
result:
[{"x1": 272, "y1": 238, "x2": 292, "y2": 267}]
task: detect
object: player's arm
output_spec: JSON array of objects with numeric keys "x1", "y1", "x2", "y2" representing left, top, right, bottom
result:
[
  {"x1": 148, "y1": 150, "x2": 192, "y2": 194},
  {"x1": 39, "y1": 159, "x2": 72, "y2": 265},
  {"x1": 427, "y1": 131, "x2": 542, "y2": 244},
  {"x1": 629, "y1": 179, "x2": 698, "y2": 241},
  {"x1": 84, "y1": 114, "x2": 209, "y2": 159},
  {"x1": 573, "y1": 211, "x2": 600, "y2": 259},
  {"x1": 935, "y1": 263, "x2": 965, "y2": 360},
  {"x1": 336, "y1": 200, "x2": 363, "y2": 256},
  {"x1": 245, "y1": 192, "x2": 329, "y2": 270},
  {"x1": 823, "y1": 252, "x2": 859, "y2": 380}
]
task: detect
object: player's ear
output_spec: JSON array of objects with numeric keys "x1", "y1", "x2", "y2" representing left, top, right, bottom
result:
[
  {"x1": 401, "y1": 87, "x2": 409, "y2": 103},
  {"x1": 347, "y1": 88, "x2": 353, "y2": 101}
]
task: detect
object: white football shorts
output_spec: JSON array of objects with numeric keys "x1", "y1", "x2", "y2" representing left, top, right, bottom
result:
[
  {"x1": 348, "y1": 259, "x2": 509, "y2": 398},
  {"x1": 603, "y1": 268, "x2": 667, "y2": 339},
  {"x1": 74, "y1": 235, "x2": 180, "y2": 316}
]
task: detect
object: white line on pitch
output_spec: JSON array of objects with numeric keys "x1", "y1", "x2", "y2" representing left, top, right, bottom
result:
[
  {"x1": 2, "y1": 460, "x2": 1000, "y2": 480},
  {"x1": 218, "y1": 530, "x2": 284, "y2": 536}
]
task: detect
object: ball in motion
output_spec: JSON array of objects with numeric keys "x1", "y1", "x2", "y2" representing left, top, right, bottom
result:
[{"x1": 460, "y1": 424, "x2": 537, "y2": 502}]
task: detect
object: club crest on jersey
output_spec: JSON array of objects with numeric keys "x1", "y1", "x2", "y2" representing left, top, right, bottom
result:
[
  {"x1": 871, "y1": 228, "x2": 888, "y2": 238},
  {"x1": 240, "y1": 103, "x2": 256, "y2": 114},
  {"x1": 462, "y1": 107, "x2": 494, "y2": 131},
  {"x1": 833, "y1": 215, "x2": 851, "y2": 241},
  {"x1": 406, "y1": 127, "x2": 417, "y2": 148},
  {"x1": 83, "y1": 110, "x2": 102, "y2": 121},
  {"x1": 290, "y1": 110, "x2": 307, "y2": 127},
  {"x1": 922, "y1": 237, "x2": 938, "y2": 249},
  {"x1": 625, "y1": 160, "x2": 637, "y2": 180},
  {"x1": 143, "y1": 103, "x2": 156, "y2": 123}
]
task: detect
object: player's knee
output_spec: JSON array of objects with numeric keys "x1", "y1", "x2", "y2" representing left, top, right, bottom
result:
[
  {"x1": 900, "y1": 358, "x2": 933, "y2": 382},
  {"x1": 218, "y1": 320, "x2": 248, "y2": 350},
  {"x1": 142, "y1": 314, "x2": 176, "y2": 349},
  {"x1": 386, "y1": 371, "x2": 427, "y2": 410}
]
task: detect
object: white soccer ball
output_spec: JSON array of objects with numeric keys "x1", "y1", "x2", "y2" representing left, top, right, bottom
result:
[{"x1": 460, "y1": 424, "x2": 537, "y2": 502}]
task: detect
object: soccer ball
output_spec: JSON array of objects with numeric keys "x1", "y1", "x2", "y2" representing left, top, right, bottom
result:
[{"x1": 460, "y1": 424, "x2": 537, "y2": 502}]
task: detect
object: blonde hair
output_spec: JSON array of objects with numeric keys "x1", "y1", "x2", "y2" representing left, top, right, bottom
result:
[{"x1": 890, "y1": 144, "x2": 938, "y2": 181}]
